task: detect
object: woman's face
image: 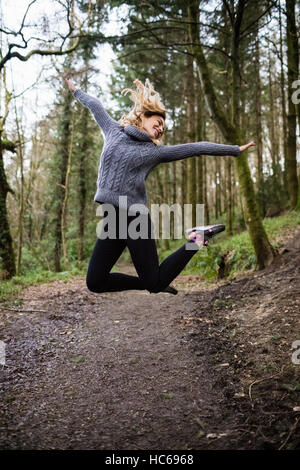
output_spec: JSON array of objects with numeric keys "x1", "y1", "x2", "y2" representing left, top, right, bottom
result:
[{"x1": 140, "y1": 114, "x2": 165, "y2": 140}]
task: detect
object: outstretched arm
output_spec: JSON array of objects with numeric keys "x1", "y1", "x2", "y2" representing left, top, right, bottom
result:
[
  {"x1": 65, "y1": 79, "x2": 119, "y2": 135},
  {"x1": 156, "y1": 140, "x2": 256, "y2": 163},
  {"x1": 156, "y1": 141, "x2": 241, "y2": 163}
]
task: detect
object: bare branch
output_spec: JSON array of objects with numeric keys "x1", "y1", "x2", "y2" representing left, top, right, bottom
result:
[
  {"x1": 0, "y1": 27, "x2": 17, "y2": 36},
  {"x1": 18, "y1": 0, "x2": 39, "y2": 35},
  {"x1": 222, "y1": 0, "x2": 234, "y2": 26},
  {"x1": 0, "y1": 8, "x2": 82, "y2": 72},
  {"x1": 240, "y1": 0, "x2": 277, "y2": 39},
  {"x1": 163, "y1": 18, "x2": 231, "y2": 36},
  {"x1": 109, "y1": 15, "x2": 232, "y2": 62},
  {"x1": 12, "y1": 66, "x2": 47, "y2": 99},
  {"x1": 116, "y1": 44, "x2": 194, "y2": 63}
]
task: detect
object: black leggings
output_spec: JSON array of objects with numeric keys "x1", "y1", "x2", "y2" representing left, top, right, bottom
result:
[{"x1": 86, "y1": 207, "x2": 198, "y2": 294}]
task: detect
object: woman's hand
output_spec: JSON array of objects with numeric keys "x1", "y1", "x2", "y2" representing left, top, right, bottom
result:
[
  {"x1": 239, "y1": 141, "x2": 256, "y2": 153},
  {"x1": 66, "y1": 78, "x2": 76, "y2": 93}
]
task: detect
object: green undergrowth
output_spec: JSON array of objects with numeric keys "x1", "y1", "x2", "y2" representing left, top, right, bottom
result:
[
  {"x1": 0, "y1": 265, "x2": 87, "y2": 303},
  {"x1": 0, "y1": 210, "x2": 299, "y2": 302},
  {"x1": 0, "y1": 258, "x2": 126, "y2": 303},
  {"x1": 159, "y1": 209, "x2": 300, "y2": 281}
]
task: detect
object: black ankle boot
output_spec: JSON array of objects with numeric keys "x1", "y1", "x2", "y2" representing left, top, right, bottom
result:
[{"x1": 161, "y1": 285, "x2": 178, "y2": 295}]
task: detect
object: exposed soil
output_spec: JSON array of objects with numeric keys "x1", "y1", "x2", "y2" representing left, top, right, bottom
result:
[{"x1": 0, "y1": 228, "x2": 300, "y2": 450}]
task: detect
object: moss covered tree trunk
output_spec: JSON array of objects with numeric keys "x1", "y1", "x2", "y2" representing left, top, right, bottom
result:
[
  {"x1": 188, "y1": 0, "x2": 276, "y2": 269},
  {"x1": 0, "y1": 133, "x2": 16, "y2": 278},
  {"x1": 0, "y1": 75, "x2": 16, "y2": 279}
]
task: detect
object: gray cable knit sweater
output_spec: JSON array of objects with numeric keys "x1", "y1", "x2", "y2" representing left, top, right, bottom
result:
[{"x1": 73, "y1": 89, "x2": 240, "y2": 214}]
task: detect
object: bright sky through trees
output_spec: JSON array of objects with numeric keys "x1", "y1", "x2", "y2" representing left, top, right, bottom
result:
[{"x1": 0, "y1": 0, "x2": 125, "y2": 134}]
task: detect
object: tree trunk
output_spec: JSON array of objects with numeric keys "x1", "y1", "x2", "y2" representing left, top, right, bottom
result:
[
  {"x1": 279, "y1": 0, "x2": 289, "y2": 194},
  {"x1": 61, "y1": 119, "x2": 73, "y2": 269},
  {"x1": 0, "y1": 133, "x2": 16, "y2": 279},
  {"x1": 13, "y1": 99, "x2": 25, "y2": 275},
  {"x1": 225, "y1": 158, "x2": 233, "y2": 233},
  {"x1": 181, "y1": 165, "x2": 188, "y2": 209},
  {"x1": 221, "y1": 0, "x2": 234, "y2": 233},
  {"x1": 54, "y1": 88, "x2": 73, "y2": 272},
  {"x1": 77, "y1": 69, "x2": 89, "y2": 261},
  {"x1": 215, "y1": 157, "x2": 221, "y2": 220},
  {"x1": 188, "y1": 0, "x2": 276, "y2": 269},
  {"x1": 267, "y1": 48, "x2": 281, "y2": 212},
  {"x1": 186, "y1": 53, "x2": 197, "y2": 226},
  {"x1": 155, "y1": 166, "x2": 164, "y2": 248},
  {"x1": 196, "y1": 81, "x2": 204, "y2": 207},
  {"x1": 162, "y1": 163, "x2": 170, "y2": 250},
  {"x1": 285, "y1": 0, "x2": 299, "y2": 208},
  {"x1": 203, "y1": 157, "x2": 209, "y2": 225},
  {"x1": 254, "y1": 21, "x2": 265, "y2": 216}
]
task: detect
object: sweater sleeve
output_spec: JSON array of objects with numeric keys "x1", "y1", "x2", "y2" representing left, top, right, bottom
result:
[
  {"x1": 72, "y1": 89, "x2": 119, "y2": 135},
  {"x1": 156, "y1": 141, "x2": 240, "y2": 163}
]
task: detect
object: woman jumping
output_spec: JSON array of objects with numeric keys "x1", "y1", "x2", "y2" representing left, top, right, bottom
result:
[{"x1": 66, "y1": 78, "x2": 254, "y2": 295}]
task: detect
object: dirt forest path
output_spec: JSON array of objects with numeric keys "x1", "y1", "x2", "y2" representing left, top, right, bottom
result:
[{"x1": 0, "y1": 228, "x2": 300, "y2": 450}]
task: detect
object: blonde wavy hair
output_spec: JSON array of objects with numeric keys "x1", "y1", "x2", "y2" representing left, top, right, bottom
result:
[{"x1": 119, "y1": 78, "x2": 166, "y2": 145}]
